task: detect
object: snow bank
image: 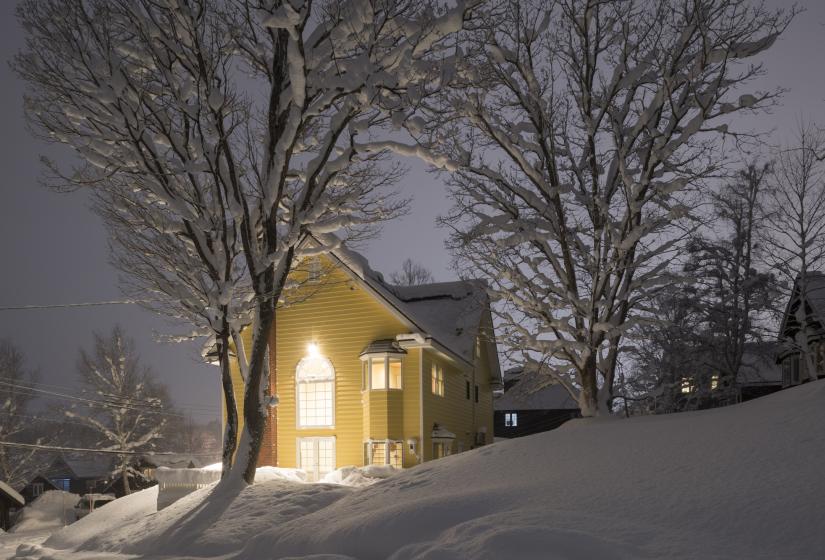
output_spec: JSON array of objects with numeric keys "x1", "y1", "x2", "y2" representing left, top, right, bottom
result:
[
  {"x1": 44, "y1": 486, "x2": 157, "y2": 551},
  {"x1": 10, "y1": 491, "x2": 78, "y2": 534},
  {"x1": 16, "y1": 381, "x2": 825, "y2": 559}
]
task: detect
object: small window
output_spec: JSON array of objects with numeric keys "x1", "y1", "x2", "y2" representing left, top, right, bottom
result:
[
  {"x1": 433, "y1": 441, "x2": 449, "y2": 458},
  {"x1": 680, "y1": 378, "x2": 693, "y2": 394},
  {"x1": 782, "y1": 360, "x2": 792, "y2": 386},
  {"x1": 465, "y1": 380, "x2": 470, "y2": 400},
  {"x1": 365, "y1": 440, "x2": 403, "y2": 468},
  {"x1": 388, "y1": 358, "x2": 402, "y2": 389},
  {"x1": 371, "y1": 359, "x2": 386, "y2": 390},
  {"x1": 32, "y1": 482, "x2": 44, "y2": 497},
  {"x1": 474, "y1": 385, "x2": 479, "y2": 403},
  {"x1": 791, "y1": 355, "x2": 800, "y2": 385},
  {"x1": 364, "y1": 356, "x2": 403, "y2": 390},
  {"x1": 308, "y1": 257, "x2": 322, "y2": 283},
  {"x1": 431, "y1": 364, "x2": 445, "y2": 397},
  {"x1": 710, "y1": 374, "x2": 719, "y2": 390},
  {"x1": 504, "y1": 412, "x2": 518, "y2": 427},
  {"x1": 51, "y1": 478, "x2": 71, "y2": 492}
]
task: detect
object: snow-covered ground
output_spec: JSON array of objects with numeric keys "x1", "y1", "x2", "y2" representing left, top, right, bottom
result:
[{"x1": 5, "y1": 380, "x2": 825, "y2": 559}]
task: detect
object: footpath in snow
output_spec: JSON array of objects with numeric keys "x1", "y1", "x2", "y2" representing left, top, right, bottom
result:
[{"x1": 8, "y1": 380, "x2": 825, "y2": 560}]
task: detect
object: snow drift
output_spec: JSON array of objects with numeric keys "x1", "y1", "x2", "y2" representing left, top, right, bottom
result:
[
  {"x1": 10, "y1": 491, "x2": 78, "y2": 534},
  {"x1": 14, "y1": 381, "x2": 825, "y2": 559}
]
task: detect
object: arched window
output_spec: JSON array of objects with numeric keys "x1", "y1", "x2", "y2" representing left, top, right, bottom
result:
[{"x1": 296, "y1": 354, "x2": 335, "y2": 428}]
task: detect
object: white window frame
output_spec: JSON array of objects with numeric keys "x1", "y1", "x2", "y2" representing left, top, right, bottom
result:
[
  {"x1": 297, "y1": 436, "x2": 336, "y2": 482},
  {"x1": 32, "y1": 482, "x2": 44, "y2": 497},
  {"x1": 431, "y1": 363, "x2": 445, "y2": 397},
  {"x1": 364, "y1": 439, "x2": 404, "y2": 468},
  {"x1": 360, "y1": 354, "x2": 403, "y2": 391},
  {"x1": 295, "y1": 355, "x2": 336, "y2": 429},
  {"x1": 504, "y1": 412, "x2": 518, "y2": 427},
  {"x1": 307, "y1": 257, "x2": 322, "y2": 283}
]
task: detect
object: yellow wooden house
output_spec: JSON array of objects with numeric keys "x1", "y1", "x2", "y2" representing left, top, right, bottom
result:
[{"x1": 228, "y1": 244, "x2": 501, "y2": 480}]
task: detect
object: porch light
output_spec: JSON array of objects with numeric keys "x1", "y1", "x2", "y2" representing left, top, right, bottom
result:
[{"x1": 307, "y1": 342, "x2": 320, "y2": 357}]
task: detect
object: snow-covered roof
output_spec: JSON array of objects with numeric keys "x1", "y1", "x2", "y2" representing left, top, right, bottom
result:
[
  {"x1": 736, "y1": 345, "x2": 782, "y2": 386},
  {"x1": 141, "y1": 454, "x2": 209, "y2": 469},
  {"x1": 431, "y1": 424, "x2": 456, "y2": 439},
  {"x1": 495, "y1": 367, "x2": 579, "y2": 411},
  {"x1": 0, "y1": 480, "x2": 25, "y2": 507},
  {"x1": 321, "y1": 236, "x2": 494, "y2": 370},
  {"x1": 779, "y1": 272, "x2": 825, "y2": 341},
  {"x1": 390, "y1": 281, "x2": 489, "y2": 365},
  {"x1": 50, "y1": 456, "x2": 112, "y2": 480},
  {"x1": 360, "y1": 339, "x2": 407, "y2": 356}
]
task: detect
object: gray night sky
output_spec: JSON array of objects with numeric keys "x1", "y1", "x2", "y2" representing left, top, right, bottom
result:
[{"x1": 1, "y1": 0, "x2": 823, "y2": 423}]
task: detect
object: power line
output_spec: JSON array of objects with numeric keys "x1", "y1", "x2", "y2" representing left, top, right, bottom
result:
[
  {"x1": 0, "y1": 381, "x2": 190, "y2": 418},
  {"x1": 0, "y1": 440, "x2": 218, "y2": 456},
  {"x1": 1, "y1": 377, "x2": 217, "y2": 413},
  {"x1": 0, "y1": 299, "x2": 152, "y2": 311}
]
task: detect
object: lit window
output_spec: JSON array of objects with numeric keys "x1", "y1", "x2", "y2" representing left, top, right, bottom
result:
[
  {"x1": 680, "y1": 378, "x2": 694, "y2": 394},
  {"x1": 296, "y1": 353, "x2": 335, "y2": 428},
  {"x1": 51, "y1": 478, "x2": 71, "y2": 492},
  {"x1": 298, "y1": 437, "x2": 335, "y2": 481},
  {"x1": 363, "y1": 356, "x2": 403, "y2": 390},
  {"x1": 505, "y1": 412, "x2": 518, "y2": 427},
  {"x1": 431, "y1": 364, "x2": 445, "y2": 396},
  {"x1": 371, "y1": 359, "x2": 386, "y2": 390},
  {"x1": 432, "y1": 441, "x2": 451, "y2": 458},
  {"x1": 365, "y1": 440, "x2": 403, "y2": 468},
  {"x1": 388, "y1": 358, "x2": 402, "y2": 389},
  {"x1": 710, "y1": 374, "x2": 719, "y2": 390}
]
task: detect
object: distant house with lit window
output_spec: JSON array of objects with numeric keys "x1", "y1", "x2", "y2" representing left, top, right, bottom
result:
[
  {"x1": 20, "y1": 456, "x2": 112, "y2": 499},
  {"x1": 227, "y1": 240, "x2": 502, "y2": 480},
  {"x1": 493, "y1": 367, "x2": 580, "y2": 439}
]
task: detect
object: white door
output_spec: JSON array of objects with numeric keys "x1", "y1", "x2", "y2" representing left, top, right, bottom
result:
[{"x1": 298, "y1": 437, "x2": 335, "y2": 481}]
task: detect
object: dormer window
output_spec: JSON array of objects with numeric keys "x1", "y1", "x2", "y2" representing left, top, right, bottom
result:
[{"x1": 360, "y1": 340, "x2": 405, "y2": 390}]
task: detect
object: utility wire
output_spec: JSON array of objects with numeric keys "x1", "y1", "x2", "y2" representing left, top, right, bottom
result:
[
  {"x1": 0, "y1": 440, "x2": 219, "y2": 456},
  {"x1": 1, "y1": 377, "x2": 217, "y2": 413},
  {"x1": 0, "y1": 299, "x2": 152, "y2": 311}
]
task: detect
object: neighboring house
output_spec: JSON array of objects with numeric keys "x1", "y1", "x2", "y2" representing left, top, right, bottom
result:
[
  {"x1": 0, "y1": 481, "x2": 24, "y2": 531},
  {"x1": 37, "y1": 456, "x2": 112, "y2": 495},
  {"x1": 776, "y1": 272, "x2": 825, "y2": 387},
  {"x1": 18, "y1": 474, "x2": 60, "y2": 503},
  {"x1": 227, "y1": 242, "x2": 501, "y2": 480},
  {"x1": 494, "y1": 367, "x2": 580, "y2": 439},
  {"x1": 670, "y1": 343, "x2": 783, "y2": 411}
]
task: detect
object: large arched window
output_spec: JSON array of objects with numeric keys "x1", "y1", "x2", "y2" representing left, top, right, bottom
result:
[{"x1": 296, "y1": 354, "x2": 335, "y2": 428}]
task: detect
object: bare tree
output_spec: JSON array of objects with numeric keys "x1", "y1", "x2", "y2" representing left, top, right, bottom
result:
[
  {"x1": 684, "y1": 164, "x2": 775, "y2": 390},
  {"x1": 421, "y1": 0, "x2": 791, "y2": 416},
  {"x1": 390, "y1": 259, "x2": 434, "y2": 286},
  {"x1": 15, "y1": 0, "x2": 469, "y2": 483},
  {"x1": 761, "y1": 124, "x2": 825, "y2": 382},
  {"x1": 67, "y1": 327, "x2": 169, "y2": 495},
  {"x1": 0, "y1": 340, "x2": 51, "y2": 488}
]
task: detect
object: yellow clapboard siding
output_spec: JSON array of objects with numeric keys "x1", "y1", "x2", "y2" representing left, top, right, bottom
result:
[{"x1": 225, "y1": 253, "x2": 497, "y2": 472}]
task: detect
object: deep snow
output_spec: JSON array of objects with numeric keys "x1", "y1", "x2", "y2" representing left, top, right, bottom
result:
[{"x1": 9, "y1": 380, "x2": 825, "y2": 559}]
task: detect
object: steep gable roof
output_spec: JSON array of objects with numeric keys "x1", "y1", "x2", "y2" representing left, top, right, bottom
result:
[
  {"x1": 320, "y1": 237, "x2": 496, "y2": 373},
  {"x1": 779, "y1": 272, "x2": 825, "y2": 340}
]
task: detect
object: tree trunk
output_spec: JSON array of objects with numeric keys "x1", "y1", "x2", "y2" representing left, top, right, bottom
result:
[
  {"x1": 239, "y1": 302, "x2": 276, "y2": 484},
  {"x1": 121, "y1": 461, "x2": 131, "y2": 496},
  {"x1": 579, "y1": 353, "x2": 600, "y2": 417},
  {"x1": 219, "y1": 328, "x2": 238, "y2": 479}
]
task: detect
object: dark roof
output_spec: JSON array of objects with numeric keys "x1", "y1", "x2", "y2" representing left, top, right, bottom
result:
[
  {"x1": 494, "y1": 367, "x2": 580, "y2": 411},
  {"x1": 390, "y1": 281, "x2": 489, "y2": 364},
  {"x1": 360, "y1": 339, "x2": 407, "y2": 356},
  {"x1": 323, "y1": 235, "x2": 495, "y2": 369}
]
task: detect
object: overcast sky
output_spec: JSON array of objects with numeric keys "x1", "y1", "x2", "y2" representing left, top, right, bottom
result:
[{"x1": 1, "y1": 0, "x2": 823, "y2": 424}]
